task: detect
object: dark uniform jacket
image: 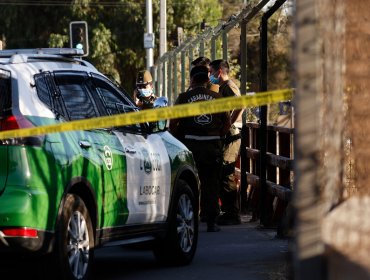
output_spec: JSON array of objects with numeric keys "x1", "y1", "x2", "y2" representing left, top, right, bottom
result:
[
  {"x1": 219, "y1": 79, "x2": 240, "y2": 98},
  {"x1": 170, "y1": 85, "x2": 230, "y2": 140}
]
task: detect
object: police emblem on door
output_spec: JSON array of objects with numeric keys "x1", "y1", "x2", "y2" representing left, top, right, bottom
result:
[
  {"x1": 103, "y1": 145, "x2": 113, "y2": 170},
  {"x1": 140, "y1": 148, "x2": 152, "y2": 174}
]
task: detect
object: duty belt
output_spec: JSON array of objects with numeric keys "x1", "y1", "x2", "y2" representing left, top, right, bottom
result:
[
  {"x1": 224, "y1": 133, "x2": 241, "y2": 145},
  {"x1": 184, "y1": 135, "x2": 223, "y2": 141}
]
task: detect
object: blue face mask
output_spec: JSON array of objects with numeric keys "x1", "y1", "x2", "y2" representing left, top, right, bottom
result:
[
  {"x1": 138, "y1": 88, "x2": 153, "y2": 98},
  {"x1": 209, "y1": 74, "x2": 220, "y2": 84}
]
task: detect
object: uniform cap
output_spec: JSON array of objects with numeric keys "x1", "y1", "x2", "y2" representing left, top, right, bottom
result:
[
  {"x1": 191, "y1": 56, "x2": 211, "y2": 67},
  {"x1": 136, "y1": 70, "x2": 152, "y2": 85}
]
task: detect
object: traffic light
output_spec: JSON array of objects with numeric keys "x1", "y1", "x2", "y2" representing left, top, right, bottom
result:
[{"x1": 69, "y1": 21, "x2": 89, "y2": 56}]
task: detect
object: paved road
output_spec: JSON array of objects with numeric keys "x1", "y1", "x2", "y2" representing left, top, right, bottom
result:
[
  {"x1": 93, "y1": 214, "x2": 290, "y2": 280},
  {"x1": 2, "y1": 215, "x2": 290, "y2": 280}
]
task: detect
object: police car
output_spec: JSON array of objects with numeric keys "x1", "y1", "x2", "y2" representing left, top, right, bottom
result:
[{"x1": 0, "y1": 48, "x2": 199, "y2": 280}]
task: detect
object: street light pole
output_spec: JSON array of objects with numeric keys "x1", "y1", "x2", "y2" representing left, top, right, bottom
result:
[
  {"x1": 146, "y1": 0, "x2": 154, "y2": 69},
  {"x1": 160, "y1": 0, "x2": 167, "y2": 56}
]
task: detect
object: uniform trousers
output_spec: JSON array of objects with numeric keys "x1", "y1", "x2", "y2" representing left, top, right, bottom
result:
[
  {"x1": 183, "y1": 139, "x2": 223, "y2": 225},
  {"x1": 220, "y1": 125, "x2": 241, "y2": 218}
]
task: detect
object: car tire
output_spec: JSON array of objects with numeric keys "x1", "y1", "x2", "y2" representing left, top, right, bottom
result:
[
  {"x1": 153, "y1": 179, "x2": 198, "y2": 265},
  {"x1": 53, "y1": 193, "x2": 94, "y2": 280}
]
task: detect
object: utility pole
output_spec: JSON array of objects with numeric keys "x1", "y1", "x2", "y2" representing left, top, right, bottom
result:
[
  {"x1": 160, "y1": 0, "x2": 167, "y2": 56},
  {"x1": 145, "y1": 0, "x2": 154, "y2": 69},
  {"x1": 158, "y1": 0, "x2": 167, "y2": 97}
]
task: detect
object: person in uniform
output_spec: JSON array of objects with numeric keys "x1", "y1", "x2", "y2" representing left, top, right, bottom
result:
[
  {"x1": 209, "y1": 59, "x2": 243, "y2": 225},
  {"x1": 169, "y1": 65, "x2": 231, "y2": 232},
  {"x1": 133, "y1": 70, "x2": 157, "y2": 110},
  {"x1": 189, "y1": 56, "x2": 219, "y2": 93},
  {"x1": 190, "y1": 56, "x2": 211, "y2": 69},
  {"x1": 189, "y1": 57, "x2": 219, "y2": 222}
]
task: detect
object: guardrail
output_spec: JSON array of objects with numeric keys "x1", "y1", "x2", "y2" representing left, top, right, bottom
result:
[{"x1": 240, "y1": 122, "x2": 294, "y2": 237}]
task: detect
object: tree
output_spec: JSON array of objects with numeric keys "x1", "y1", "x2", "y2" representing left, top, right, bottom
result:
[{"x1": 0, "y1": 0, "x2": 223, "y2": 93}]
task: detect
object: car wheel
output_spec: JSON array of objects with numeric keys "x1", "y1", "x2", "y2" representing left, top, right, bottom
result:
[
  {"x1": 54, "y1": 194, "x2": 94, "y2": 280},
  {"x1": 153, "y1": 179, "x2": 198, "y2": 265}
]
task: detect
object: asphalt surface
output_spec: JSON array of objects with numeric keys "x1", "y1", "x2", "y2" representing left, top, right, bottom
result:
[
  {"x1": 2, "y1": 214, "x2": 290, "y2": 280},
  {"x1": 93, "y1": 214, "x2": 291, "y2": 280}
]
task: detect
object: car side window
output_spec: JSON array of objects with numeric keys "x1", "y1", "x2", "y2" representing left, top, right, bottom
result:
[
  {"x1": 90, "y1": 73, "x2": 146, "y2": 133},
  {"x1": 53, "y1": 72, "x2": 99, "y2": 120},
  {"x1": 35, "y1": 71, "x2": 100, "y2": 121},
  {"x1": 35, "y1": 71, "x2": 147, "y2": 133}
]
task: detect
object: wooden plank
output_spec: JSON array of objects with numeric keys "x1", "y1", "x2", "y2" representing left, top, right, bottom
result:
[
  {"x1": 246, "y1": 148, "x2": 259, "y2": 160},
  {"x1": 266, "y1": 153, "x2": 293, "y2": 170},
  {"x1": 268, "y1": 125, "x2": 294, "y2": 134},
  {"x1": 246, "y1": 173, "x2": 292, "y2": 202},
  {"x1": 246, "y1": 148, "x2": 293, "y2": 170}
]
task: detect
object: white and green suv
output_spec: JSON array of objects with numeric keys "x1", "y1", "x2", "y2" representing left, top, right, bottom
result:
[{"x1": 0, "y1": 48, "x2": 199, "y2": 280}]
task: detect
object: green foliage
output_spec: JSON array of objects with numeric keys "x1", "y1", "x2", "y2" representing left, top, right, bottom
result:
[
  {"x1": 0, "y1": 2, "x2": 70, "y2": 48},
  {"x1": 165, "y1": 0, "x2": 222, "y2": 48},
  {"x1": 89, "y1": 23, "x2": 120, "y2": 83},
  {"x1": 0, "y1": 0, "x2": 292, "y2": 101},
  {"x1": 48, "y1": 34, "x2": 69, "y2": 48},
  {"x1": 0, "y1": 1, "x2": 219, "y2": 92}
]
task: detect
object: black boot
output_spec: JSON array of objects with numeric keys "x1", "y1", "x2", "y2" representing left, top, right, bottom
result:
[{"x1": 207, "y1": 219, "x2": 221, "y2": 232}]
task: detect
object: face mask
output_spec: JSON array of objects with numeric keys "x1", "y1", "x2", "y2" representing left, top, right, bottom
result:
[
  {"x1": 209, "y1": 74, "x2": 220, "y2": 84},
  {"x1": 138, "y1": 88, "x2": 153, "y2": 98}
]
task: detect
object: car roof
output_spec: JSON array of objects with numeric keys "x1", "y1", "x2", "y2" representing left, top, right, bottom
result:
[
  {"x1": 0, "y1": 48, "x2": 98, "y2": 73},
  {"x1": 0, "y1": 48, "x2": 106, "y2": 119}
]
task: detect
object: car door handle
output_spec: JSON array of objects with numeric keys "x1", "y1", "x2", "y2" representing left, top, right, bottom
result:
[
  {"x1": 79, "y1": 140, "x2": 91, "y2": 149},
  {"x1": 125, "y1": 147, "x2": 136, "y2": 154}
]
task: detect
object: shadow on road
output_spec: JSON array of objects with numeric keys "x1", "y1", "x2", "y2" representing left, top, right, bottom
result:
[
  {"x1": 0, "y1": 215, "x2": 290, "y2": 280},
  {"x1": 93, "y1": 214, "x2": 291, "y2": 280}
]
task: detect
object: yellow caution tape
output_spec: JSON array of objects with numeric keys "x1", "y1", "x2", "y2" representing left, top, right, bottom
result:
[{"x1": 0, "y1": 88, "x2": 293, "y2": 140}]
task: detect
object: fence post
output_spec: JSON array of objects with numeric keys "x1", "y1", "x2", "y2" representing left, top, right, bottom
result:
[
  {"x1": 265, "y1": 128, "x2": 277, "y2": 225},
  {"x1": 250, "y1": 125, "x2": 260, "y2": 221},
  {"x1": 162, "y1": 60, "x2": 167, "y2": 98},
  {"x1": 211, "y1": 37, "x2": 217, "y2": 60},
  {"x1": 222, "y1": 32, "x2": 228, "y2": 60},
  {"x1": 259, "y1": 0, "x2": 287, "y2": 228},
  {"x1": 167, "y1": 56, "x2": 172, "y2": 104},
  {"x1": 259, "y1": 12, "x2": 268, "y2": 227},
  {"x1": 156, "y1": 62, "x2": 161, "y2": 97},
  {"x1": 275, "y1": 129, "x2": 291, "y2": 236},
  {"x1": 173, "y1": 53, "x2": 178, "y2": 99},
  {"x1": 188, "y1": 47, "x2": 193, "y2": 67},
  {"x1": 240, "y1": 20, "x2": 248, "y2": 214},
  {"x1": 181, "y1": 51, "x2": 186, "y2": 92},
  {"x1": 199, "y1": 39, "x2": 205, "y2": 57}
]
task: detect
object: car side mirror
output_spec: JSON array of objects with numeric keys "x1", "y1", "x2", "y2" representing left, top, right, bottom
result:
[{"x1": 153, "y1": 96, "x2": 168, "y2": 108}]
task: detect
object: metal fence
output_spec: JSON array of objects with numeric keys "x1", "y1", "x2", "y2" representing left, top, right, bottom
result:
[{"x1": 152, "y1": 0, "x2": 271, "y2": 104}]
